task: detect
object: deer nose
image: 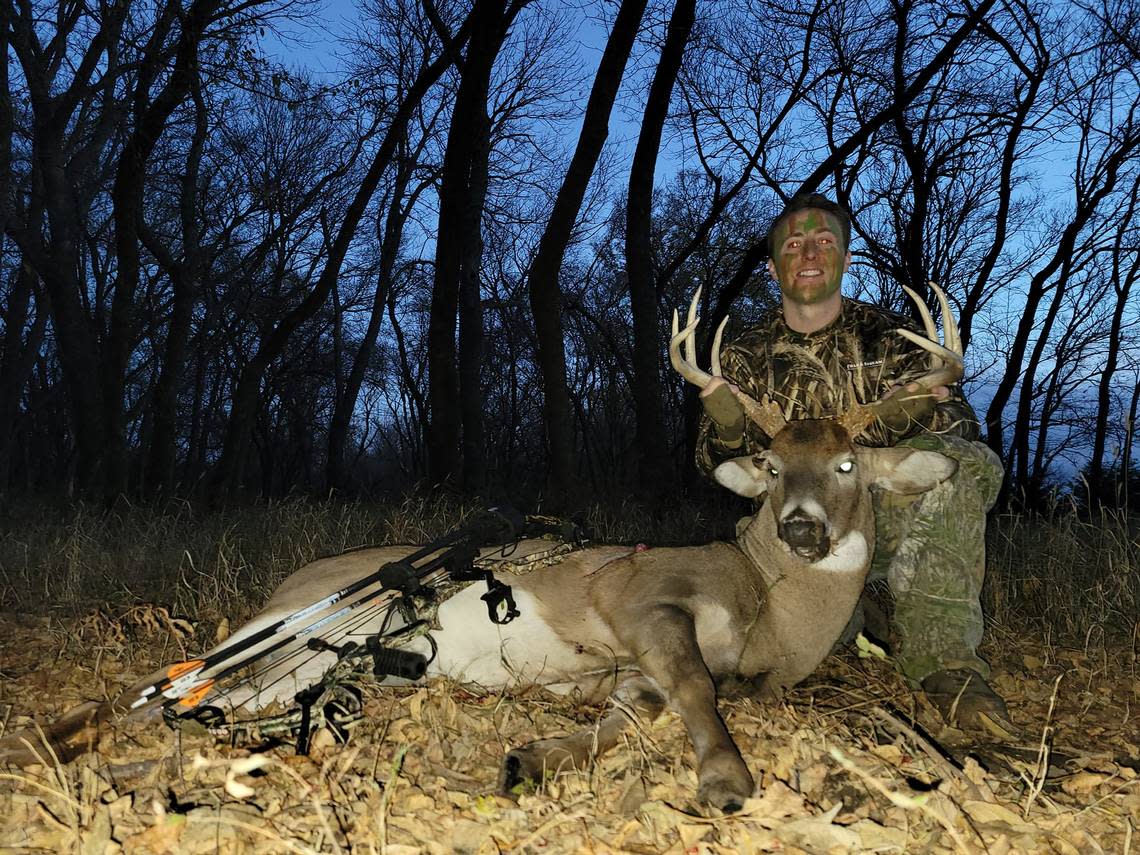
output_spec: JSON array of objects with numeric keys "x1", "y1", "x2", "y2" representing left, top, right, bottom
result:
[{"x1": 780, "y1": 513, "x2": 824, "y2": 549}]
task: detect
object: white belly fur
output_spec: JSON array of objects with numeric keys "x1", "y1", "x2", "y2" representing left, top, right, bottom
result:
[{"x1": 425, "y1": 583, "x2": 586, "y2": 689}]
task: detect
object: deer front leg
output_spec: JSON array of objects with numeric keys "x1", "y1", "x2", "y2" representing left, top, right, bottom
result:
[
  {"x1": 621, "y1": 605, "x2": 754, "y2": 811},
  {"x1": 500, "y1": 676, "x2": 666, "y2": 793}
]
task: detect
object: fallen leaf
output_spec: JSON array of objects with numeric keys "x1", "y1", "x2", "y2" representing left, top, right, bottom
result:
[
  {"x1": 678, "y1": 822, "x2": 711, "y2": 847},
  {"x1": 773, "y1": 804, "x2": 862, "y2": 851},
  {"x1": 1060, "y1": 771, "x2": 1113, "y2": 795},
  {"x1": 121, "y1": 814, "x2": 186, "y2": 854},
  {"x1": 855, "y1": 632, "x2": 888, "y2": 660},
  {"x1": 962, "y1": 800, "x2": 1038, "y2": 834},
  {"x1": 846, "y1": 817, "x2": 907, "y2": 851}
]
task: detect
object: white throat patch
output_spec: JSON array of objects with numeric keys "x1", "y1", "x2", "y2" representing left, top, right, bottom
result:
[{"x1": 813, "y1": 531, "x2": 868, "y2": 573}]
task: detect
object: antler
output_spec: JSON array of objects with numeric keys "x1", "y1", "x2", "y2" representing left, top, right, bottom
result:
[
  {"x1": 669, "y1": 288, "x2": 787, "y2": 438},
  {"x1": 895, "y1": 281, "x2": 964, "y2": 388},
  {"x1": 838, "y1": 280, "x2": 965, "y2": 439}
]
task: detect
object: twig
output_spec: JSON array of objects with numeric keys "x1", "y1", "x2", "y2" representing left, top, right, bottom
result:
[
  {"x1": 1021, "y1": 672, "x2": 1063, "y2": 820},
  {"x1": 276, "y1": 759, "x2": 345, "y2": 855},
  {"x1": 829, "y1": 746, "x2": 981, "y2": 855},
  {"x1": 184, "y1": 812, "x2": 321, "y2": 855},
  {"x1": 871, "y1": 705, "x2": 989, "y2": 802},
  {"x1": 377, "y1": 743, "x2": 408, "y2": 854}
]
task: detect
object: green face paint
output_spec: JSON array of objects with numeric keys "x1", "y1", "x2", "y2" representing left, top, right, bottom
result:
[{"x1": 769, "y1": 209, "x2": 848, "y2": 306}]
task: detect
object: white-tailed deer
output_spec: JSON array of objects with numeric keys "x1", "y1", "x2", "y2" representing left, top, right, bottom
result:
[{"x1": 2, "y1": 285, "x2": 963, "y2": 812}]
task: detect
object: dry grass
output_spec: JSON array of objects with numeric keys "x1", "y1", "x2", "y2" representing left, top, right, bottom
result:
[
  {"x1": 1, "y1": 492, "x2": 1136, "y2": 648},
  {"x1": 985, "y1": 503, "x2": 1140, "y2": 645},
  {"x1": 0, "y1": 495, "x2": 472, "y2": 629}
]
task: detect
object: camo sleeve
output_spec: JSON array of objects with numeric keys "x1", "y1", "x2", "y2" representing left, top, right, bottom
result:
[
  {"x1": 695, "y1": 342, "x2": 773, "y2": 475},
  {"x1": 868, "y1": 340, "x2": 980, "y2": 445}
]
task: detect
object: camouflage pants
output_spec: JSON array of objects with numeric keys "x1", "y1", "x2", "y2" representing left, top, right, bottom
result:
[{"x1": 855, "y1": 434, "x2": 1004, "y2": 684}]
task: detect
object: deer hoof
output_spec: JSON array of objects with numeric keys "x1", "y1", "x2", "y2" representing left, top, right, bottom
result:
[
  {"x1": 697, "y1": 752, "x2": 754, "y2": 812},
  {"x1": 500, "y1": 748, "x2": 538, "y2": 794},
  {"x1": 499, "y1": 741, "x2": 576, "y2": 794}
]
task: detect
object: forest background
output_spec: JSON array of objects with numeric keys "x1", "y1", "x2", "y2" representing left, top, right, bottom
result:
[{"x1": 3, "y1": 0, "x2": 1140, "y2": 512}]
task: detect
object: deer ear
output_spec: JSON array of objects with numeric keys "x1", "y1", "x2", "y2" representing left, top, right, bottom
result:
[
  {"x1": 861, "y1": 448, "x2": 958, "y2": 495},
  {"x1": 713, "y1": 455, "x2": 771, "y2": 498}
]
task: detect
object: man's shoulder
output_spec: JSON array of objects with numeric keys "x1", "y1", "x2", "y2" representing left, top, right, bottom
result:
[{"x1": 841, "y1": 297, "x2": 916, "y2": 333}]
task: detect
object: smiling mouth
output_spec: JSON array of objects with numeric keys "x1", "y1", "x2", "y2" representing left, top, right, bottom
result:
[{"x1": 796, "y1": 268, "x2": 823, "y2": 278}]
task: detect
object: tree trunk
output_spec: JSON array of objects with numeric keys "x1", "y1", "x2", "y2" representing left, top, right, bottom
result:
[
  {"x1": 1089, "y1": 179, "x2": 1140, "y2": 493},
  {"x1": 327, "y1": 146, "x2": 419, "y2": 490},
  {"x1": 625, "y1": 0, "x2": 695, "y2": 492},
  {"x1": 983, "y1": 135, "x2": 1137, "y2": 470},
  {"x1": 1010, "y1": 256, "x2": 1071, "y2": 495},
  {"x1": 0, "y1": 263, "x2": 47, "y2": 489},
  {"x1": 1123, "y1": 381, "x2": 1140, "y2": 513},
  {"x1": 143, "y1": 67, "x2": 208, "y2": 494},
  {"x1": 5, "y1": 0, "x2": 129, "y2": 494},
  {"x1": 960, "y1": 13, "x2": 1048, "y2": 350},
  {"x1": 105, "y1": 0, "x2": 207, "y2": 497},
  {"x1": 527, "y1": 0, "x2": 648, "y2": 502},
  {"x1": 426, "y1": 0, "x2": 516, "y2": 487},
  {"x1": 458, "y1": 115, "x2": 491, "y2": 491},
  {"x1": 890, "y1": 0, "x2": 932, "y2": 304}
]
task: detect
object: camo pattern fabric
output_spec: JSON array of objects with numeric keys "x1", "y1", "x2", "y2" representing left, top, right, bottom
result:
[
  {"x1": 867, "y1": 433, "x2": 1004, "y2": 682},
  {"x1": 695, "y1": 297, "x2": 1000, "y2": 684},
  {"x1": 695, "y1": 298, "x2": 978, "y2": 473}
]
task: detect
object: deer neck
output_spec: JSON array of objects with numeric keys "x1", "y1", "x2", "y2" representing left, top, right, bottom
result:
[{"x1": 733, "y1": 493, "x2": 876, "y2": 684}]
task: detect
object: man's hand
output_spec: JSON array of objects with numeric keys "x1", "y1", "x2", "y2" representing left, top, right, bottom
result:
[
  {"x1": 876, "y1": 381, "x2": 949, "y2": 432},
  {"x1": 700, "y1": 378, "x2": 746, "y2": 445}
]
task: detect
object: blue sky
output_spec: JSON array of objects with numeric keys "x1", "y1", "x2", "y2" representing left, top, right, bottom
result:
[{"x1": 254, "y1": 0, "x2": 1125, "y2": 485}]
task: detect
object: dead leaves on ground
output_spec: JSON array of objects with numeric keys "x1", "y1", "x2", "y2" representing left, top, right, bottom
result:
[{"x1": 1, "y1": 610, "x2": 1138, "y2": 853}]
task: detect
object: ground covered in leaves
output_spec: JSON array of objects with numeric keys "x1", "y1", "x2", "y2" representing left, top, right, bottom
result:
[{"x1": 1, "y1": 609, "x2": 1137, "y2": 854}]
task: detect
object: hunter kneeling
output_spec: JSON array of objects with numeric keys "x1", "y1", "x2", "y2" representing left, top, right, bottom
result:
[{"x1": 695, "y1": 192, "x2": 1010, "y2": 730}]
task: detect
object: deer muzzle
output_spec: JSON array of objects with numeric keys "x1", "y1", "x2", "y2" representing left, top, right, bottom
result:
[{"x1": 778, "y1": 511, "x2": 831, "y2": 561}]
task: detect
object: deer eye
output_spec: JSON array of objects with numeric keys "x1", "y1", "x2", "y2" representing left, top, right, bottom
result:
[
  {"x1": 767, "y1": 467, "x2": 780, "y2": 478},
  {"x1": 837, "y1": 460, "x2": 855, "y2": 474}
]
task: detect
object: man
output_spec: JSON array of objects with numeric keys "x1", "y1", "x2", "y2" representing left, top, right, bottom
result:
[{"x1": 696, "y1": 193, "x2": 1009, "y2": 728}]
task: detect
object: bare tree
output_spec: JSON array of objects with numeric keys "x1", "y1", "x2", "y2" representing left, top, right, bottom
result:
[
  {"x1": 527, "y1": 0, "x2": 648, "y2": 502},
  {"x1": 984, "y1": 12, "x2": 1140, "y2": 492},
  {"x1": 426, "y1": 0, "x2": 527, "y2": 489},
  {"x1": 1085, "y1": 174, "x2": 1140, "y2": 495},
  {"x1": 214, "y1": 1, "x2": 475, "y2": 496},
  {"x1": 4, "y1": 0, "x2": 131, "y2": 494},
  {"x1": 626, "y1": 0, "x2": 696, "y2": 492}
]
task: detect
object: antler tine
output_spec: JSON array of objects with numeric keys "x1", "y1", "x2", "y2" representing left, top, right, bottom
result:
[
  {"x1": 837, "y1": 375, "x2": 878, "y2": 438},
  {"x1": 669, "y1": 287, "x2": 713, "y2": 387},
  {"x1": 710, "y1": 315, "x2": 729, "y2": 377},
  {"x1": 931, "y1": 279, "x2": 962, "y2": 356},
  {"x1": 843, "y1": 281, "x2": 967, "y2": 442},
  {"x1": 894, "y1": 281, "x2": 964, "y2": 387},
  {"x1": 668, "y1": 289, "x2": 787, "y2": 438},
  {"x1": 900, "y1": 283, "x2": 938, "y2": 342}
]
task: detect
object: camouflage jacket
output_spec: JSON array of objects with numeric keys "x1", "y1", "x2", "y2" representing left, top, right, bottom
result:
[{"x1": 696, "y1": 297, "x2": 979, "y2": 475}]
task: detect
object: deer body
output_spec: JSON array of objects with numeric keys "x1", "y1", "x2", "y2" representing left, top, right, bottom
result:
[
  {"x1": 190, "y1": 418, "x2": 952, "y2": 811},
  {"x1": 0, "y1": 420, "x2": 953, "y2": 813}
]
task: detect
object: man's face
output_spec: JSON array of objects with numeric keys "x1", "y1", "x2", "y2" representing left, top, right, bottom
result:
[{"x1": 766, "y1": 208, "x2": 851, "y2": 306}]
